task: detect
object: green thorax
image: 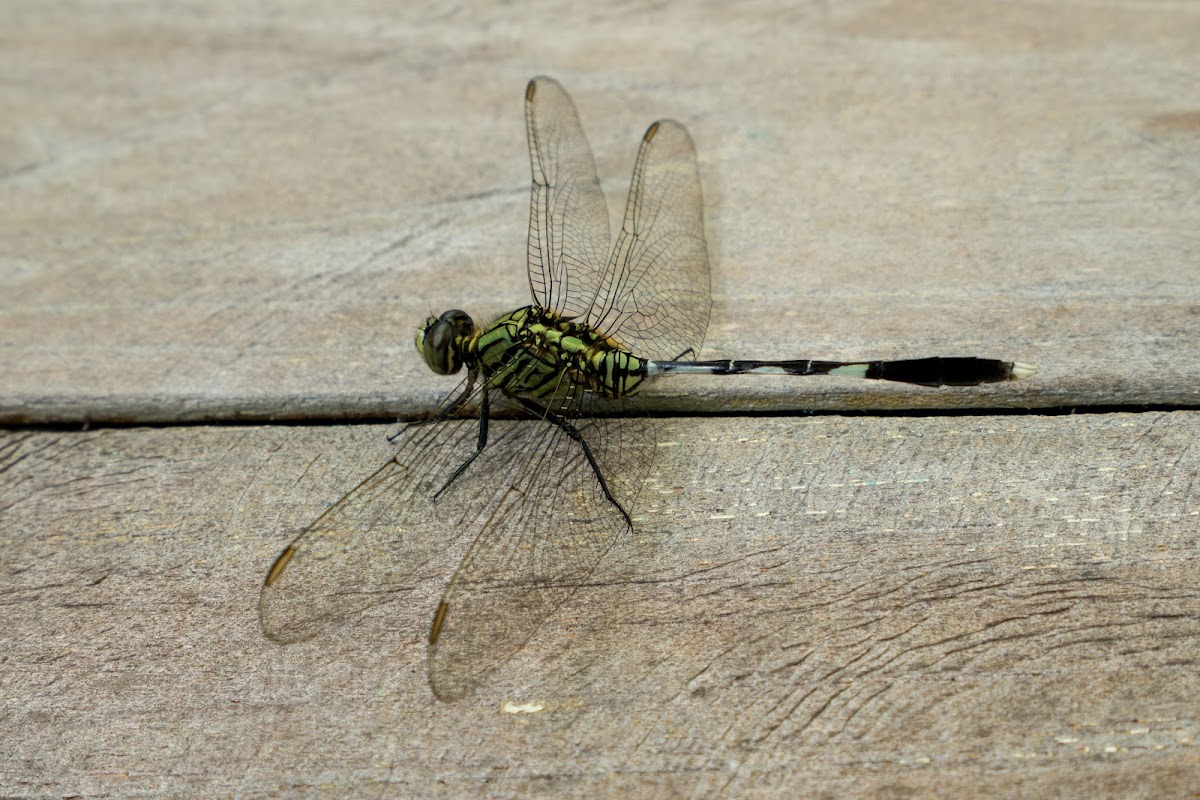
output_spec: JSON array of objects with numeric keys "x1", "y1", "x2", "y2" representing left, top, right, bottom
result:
[{"x1": 469, "y1": 305, "x2": 647, "y2": 400}]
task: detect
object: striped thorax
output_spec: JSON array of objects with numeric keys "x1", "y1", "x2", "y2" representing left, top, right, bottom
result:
[{"x1": 416, "y1": 305, "x2": 647, "y2": 401}]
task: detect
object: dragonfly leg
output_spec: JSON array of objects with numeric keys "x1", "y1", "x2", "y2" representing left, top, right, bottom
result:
[
  {"x1": 515, "y1": 396, "x2": 633, "y2": 529},
  {"x1": 432, "y1": 389, "x2": 490, "y2": 500},
  {"x1": 389, "y1": 372, "x2": 478, "y2": 443}
]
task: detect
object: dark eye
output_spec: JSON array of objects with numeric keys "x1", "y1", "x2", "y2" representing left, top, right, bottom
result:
[{"x1": 416, "y1": 310, "x2": 474, "y2": 375}]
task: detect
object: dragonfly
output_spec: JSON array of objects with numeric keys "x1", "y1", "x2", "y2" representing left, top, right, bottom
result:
[{"x1": 259, "y1": 76, "x2": 1036, "y2": 701}]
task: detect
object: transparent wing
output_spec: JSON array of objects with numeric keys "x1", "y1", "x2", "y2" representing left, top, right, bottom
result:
[
  {"x1": 592, "y1": 120, "x2": 711, "y2": 361},
  {"x1": 258, "y1": 377, "x2": 492, "y2": 644},
  {"x1": 525, "y1": 76, "x2": 612, "y2": 319},
  {"x1": 427, "y1": 394, "x2": 653, "y2": 701},
  {"x1": 259, "y1": 372, "x2": 654, "y2": 701}
]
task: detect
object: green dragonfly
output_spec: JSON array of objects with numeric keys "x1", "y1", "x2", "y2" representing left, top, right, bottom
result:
[{"x1": 259, "y1": 76, "x2": 1035, "y2": 701}]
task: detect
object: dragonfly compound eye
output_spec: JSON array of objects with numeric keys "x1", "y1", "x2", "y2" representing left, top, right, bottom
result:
[{"x1": 418, "y1": 309, "x2": 475, "y2": 375}]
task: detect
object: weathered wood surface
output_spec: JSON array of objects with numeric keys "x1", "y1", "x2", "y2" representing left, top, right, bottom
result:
[
  {"x1": 2, "y1": 3, "x2": 1198, "y2": 423},
  {"x1": 3, "y1": 414, "x2": 1198, "y2": 798},
  {"x1": 3, "y1": 1, "x2": 1199, "y2": 798}
]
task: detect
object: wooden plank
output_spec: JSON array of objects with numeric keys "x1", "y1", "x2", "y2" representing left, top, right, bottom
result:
[
  {"x1": 3, "y1": 3, "x2": 1199, "y2": 422},
  {"x1": 2, "y1": 413, "x2": 1197, "y2": 797},
  {"x1": 4, "y1": 2, "x2": 1198, "y2": 797}
]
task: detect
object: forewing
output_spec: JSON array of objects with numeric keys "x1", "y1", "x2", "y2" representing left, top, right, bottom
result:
[
  {"x1": 525, "y1": 76, "x2": 612, "y2": 319},
  {"x1": 592, "y1": 120, "x2": 711, "y2": 361},
  {"x1": 258, "y1": 379, "x2": 490, "y2": 645},
  {"x1": 427, "y1": 396, "x2": 654, "y2": 701}
]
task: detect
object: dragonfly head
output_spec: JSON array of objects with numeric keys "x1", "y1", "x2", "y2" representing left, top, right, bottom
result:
[{"x1": 416, "y1": 309, "x2": 476, "y2": 375}]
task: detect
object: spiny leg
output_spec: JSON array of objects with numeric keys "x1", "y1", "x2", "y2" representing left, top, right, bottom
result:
[
  {"x1": 514, "y1": 396, "x2": 633, "y2": 529},
  {"x1": 432, "y1": 388, "x2": 490, "y2": 500}
]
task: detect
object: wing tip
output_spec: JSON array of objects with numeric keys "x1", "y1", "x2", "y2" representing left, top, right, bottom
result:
[
  {"x1": 642, "y1": 118, "x2": 694, "y2": 152},
  {"x1": 263, "y1": 544, "x2": 297, "y2": 588},
  {"x1": 429, "y1": 599, "x2": 450, "y2": 646}
]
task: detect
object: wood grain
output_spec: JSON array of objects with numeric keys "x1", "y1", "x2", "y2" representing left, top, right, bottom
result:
[
  {"x1": 2, "y1": 414, "x2": 1197, "y2": 797},
  {"x1": 2, "y1": 3, "x2": 1198, "y2": 423},
  {"x1": 2, "y1": 1, "x2": 1198, "y2": 797}
]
